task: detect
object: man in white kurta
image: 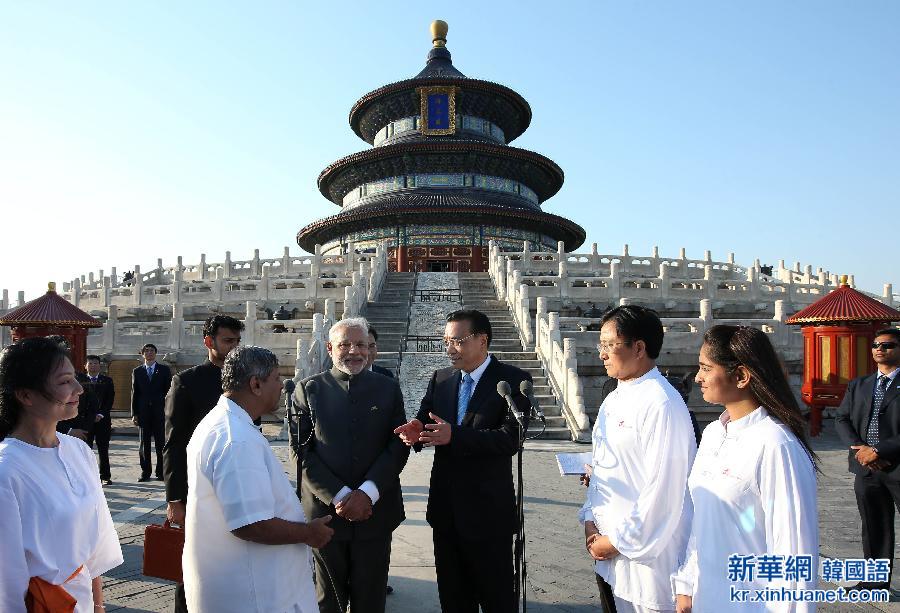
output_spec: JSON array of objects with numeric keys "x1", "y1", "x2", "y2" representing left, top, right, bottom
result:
[
  {"x1": 183, "y1": 346, "x2": 328, "y2": 613},
  {"x1": 580, "y1": 306, "x2": 697, "y2": 612}
]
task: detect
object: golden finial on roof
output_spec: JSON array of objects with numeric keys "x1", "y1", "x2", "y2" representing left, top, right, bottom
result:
[
  {"x1": 431, "y1": 20, "x2": 448, "y2": 48},
  {"x1": 840, "y1": 274, "x2": 849, "y2": 286},
  {"x1": 48, "y1": 282, "x2": 56, "y2": 293}
]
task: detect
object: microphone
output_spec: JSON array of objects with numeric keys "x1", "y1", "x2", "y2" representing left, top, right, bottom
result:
[
  {"x1": 520, "y1": 380, "x2": 545, "y2": 423},
  {"x1": 497, "y1": 380, "x2": 525, "y2": 429},
  {"x1": 283, "y1": 379, "x2": 296, "y2": 417}
]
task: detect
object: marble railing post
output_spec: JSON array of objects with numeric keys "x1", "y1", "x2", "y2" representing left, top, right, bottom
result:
[
  {"x1": 748, "y1": 266, "x2": 760, "y2": 301},
  {"x1": 324, "y1": 298, "x2": 336, "y2": 327},
  {"x1": 110, "y1": 267, "x2": 118, "y2": 287},
  {"x1": 259, "y1": 264, "x2": 270, "y2": 301},
  {"x1": 660, "y1": 263, "x2": 670, "y2": 299},
  {"x1": 522, "y1": 240, "x2": 531, "y2": 263},
  {"x1": 519, "y1": 283, "x2": 532, "y2": 348},
  {"x1": 312, "y1": 313, "x2": 326, "y2": 372},
  {"x1": 535, "y1": 297, "x2": 547, "y2": 354},
  {"x1": 343, "y1": 286, "x2": 355, "y2": 319},
  {"x1": 849, "y1": 275, "x2": 856, "y2": 288},
  {"x1": 773, "y1": 299, "x2": 787, "y2": 346},
  {"x1": 1, "y1": 289, "x2": 8, "y2": 309},
  {"x1": 200, "y1": 254, "x2": 207, "y2": 280},
  {"x1": 214, "y1": 268, "x2": 224, "y2": 302},
  {"x1": 590, "y1": 243, "x2": 600, "y2": 269},
  {"x1": 884, "y1": 284, "x2": 894, "y2": 307},
  {"x1": 105, "y1": 305, "x2": 118, "y2": 352},
  {"x1": 252, "y1": 249, "x2": 261, "y2": 276},
  {"x1": 564, "y1": 338, "x2": 590, "y2": 433},
  {"x1": 310, "y1": 246, "x2": 322, "y2": 298},
  {"x1": 244, "y1": 301, "x2": 257, "y2": 345},
  {"x1": 170, "y1": 302, "x2": 184, "y2": 350},
  {"x1": 17, "y1": 291, "x2": 25, "y2": 307},
  {"x1": 345, "y1": 242, "x2": 355, "y2": 276},
  {"x1": 705, "y1": 265, "x2": 715, "y2": 299},
  {"x1": 224, "y1": 251, "x2": 233, "y2": 278},
  {"x1": 133, "y1": 265, "x2": 143, "y2": 305},
  {"x1": 609, "y1": 261, "x2": 621, "y2": 301},
  {"x1": 699, "y1": 299, "x2": 713, "y2": 332}
]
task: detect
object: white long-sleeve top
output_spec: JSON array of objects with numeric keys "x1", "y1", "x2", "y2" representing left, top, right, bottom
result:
[
  {"x1": 672, "y1": 407, "x2": 818, "y2": 612},
  {"x1": 579, "y1": 367, "x2": 697, "y2": 610},
  {"x1": 0, "y1": 435, "x2": 123, "y2": 613}
]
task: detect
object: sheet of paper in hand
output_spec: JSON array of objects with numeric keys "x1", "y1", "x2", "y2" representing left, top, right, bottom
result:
[{"x1": 556, "y1": 451, "x2": 593, "y2": 476}]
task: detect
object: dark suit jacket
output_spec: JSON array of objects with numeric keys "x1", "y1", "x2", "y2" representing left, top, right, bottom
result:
[
  {"x1": 163, "y1": 360, "x2": 223, "y2": 502},
  {"x1": 57, "y1": 372, "x2": 100, "y2": 434},
  {"x1": 131, "y1": 362, "x2": 172, "y2": 427},
  {"x1": 84, "y1": 374, "x2": 115, "y2": 422},
  {"x1": 416, "y1": 355, "x2": 531, "y2": 539},
  {"x1": 836, "y1": 372, "x2": 900, "y2": 479},
  {"x1": 297, "y1": 367, "x2": 410, "y2": 541},
  {"x1": 372, "y1": 364, "x2": 394, "y2": 379}
]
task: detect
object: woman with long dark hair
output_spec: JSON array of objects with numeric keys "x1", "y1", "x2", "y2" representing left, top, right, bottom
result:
[
  {"x1": 673, "y1": 325, "x2": 818, "y2": 612},
  {"x1": 0, "y1": 336, "x2": 122, "y2": 612}
]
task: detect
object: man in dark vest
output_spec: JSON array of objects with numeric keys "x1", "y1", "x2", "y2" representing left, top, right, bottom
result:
[{"x1": 295, "y1": 317, "x2": 409, "y2": 613}]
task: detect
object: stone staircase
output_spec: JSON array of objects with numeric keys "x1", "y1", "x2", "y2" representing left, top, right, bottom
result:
[
  {"x1": 363, "y1": 272, "x2": 415, "y2": 377},
  {"x1": 458, "y1": 273, "x2": 571, "y2": 440}
]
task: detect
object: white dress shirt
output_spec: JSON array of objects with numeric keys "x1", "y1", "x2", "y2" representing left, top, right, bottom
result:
[
  {"x1": 672, "y1": 407, "x2": 818, "y2": 612},
  {"x1": 0, "y1": 435, "x2": 123, "y2": 613},
  {"x1": 579, "y1": 367, "x2": 697, "y2": 610},
  {"x1": 183, "y1": 396, "x2": 317, "y2": 613}
]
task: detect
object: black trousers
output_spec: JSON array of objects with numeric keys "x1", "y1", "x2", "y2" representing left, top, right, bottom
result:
[
  {"x1": 595, "y1": 573, "x2": 618, "y2": 613},
  {"x1": 86, "y1": 419, "x2": 112, "y2": 480},
  {"x1": 855, "y1": 470, "x2": 900, "y2": 585},
  {"x1": 432, "y1": 528, "x2": 516, "y2": 613},
  {"x1": 173, "y1": 583, "x2": 188, "y2": 613},
  {"x1": 313, "y1": 535, "x2": 391, "y2": 613},
  {"x1": 138, "y1": 417, "x2": 165, "y2": 479}
]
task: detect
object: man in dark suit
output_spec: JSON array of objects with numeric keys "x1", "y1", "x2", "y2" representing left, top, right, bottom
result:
[
  {"x1": 836, "y1": 327, "x2": 900, "y2": 590},
  {"x1": 131, "y1": 343, "x2": 172, "y2": 482},
  {"x1": 296, "y1": 317, "x2": 409, "y2": 613},
  {"x1": 367, "y1": 326, "x2": 394, "y2": 379},
  {"x1": 395, "y1": 309, "x2": 531, "y2": 613},
  {"x1": 163, "y1": 315, "x2": 243, "y2": 613},
  {"x1": 83, "y1": 355, "x2": 115, "y2": 485}
]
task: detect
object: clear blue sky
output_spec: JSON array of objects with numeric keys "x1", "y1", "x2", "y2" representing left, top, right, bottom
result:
[{"x1": 2, "y1": 1, "x2": 897, "y2": 302}]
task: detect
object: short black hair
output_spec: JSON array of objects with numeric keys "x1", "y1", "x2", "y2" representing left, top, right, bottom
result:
[
  {"x1": 203, "y1": 314, "x2": 245, "y2": 339},
  {"x1": 141, "y1": 343, "x2": 158, "y2": 353},
  {"x1": 368, "y1": 326, "x2": 379, "y2": 342},
  {"x1": 446, "y1": 309, "x2": 492, "y2": 345},
  {"x1": 600, "y1": 305, "x2": 664, "y2": 359},
  {"x1": 86, "y1": 354, "x2": 101, "y2": 363},
  {"x1": 875, "y1": 328, "x2": 900, "y2": 344}
]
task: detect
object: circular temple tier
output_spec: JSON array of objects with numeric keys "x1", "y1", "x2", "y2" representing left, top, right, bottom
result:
[{"x1": 297, "y1": 21, "x2": 585, "y2": 272}]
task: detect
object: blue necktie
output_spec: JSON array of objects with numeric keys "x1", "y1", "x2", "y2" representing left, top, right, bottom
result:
[
  {"x1": 867, "y1": 376, "x2": 890, "y2": 446},
  {"x1": 457, "y1": 373, "x2": 474, "y2": 425},
  {"x1": 146, "y1": 365, "x2": 154, "y2": 380}
]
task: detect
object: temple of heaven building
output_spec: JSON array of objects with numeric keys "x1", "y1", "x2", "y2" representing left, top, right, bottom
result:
[{"x1": 296, "y1": 20, "x2": 585, "y2": 273}]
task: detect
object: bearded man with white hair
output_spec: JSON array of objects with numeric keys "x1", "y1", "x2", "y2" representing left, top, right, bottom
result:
[{"x1": 294, "y1": 317, "x2": 410, "y2": 613}]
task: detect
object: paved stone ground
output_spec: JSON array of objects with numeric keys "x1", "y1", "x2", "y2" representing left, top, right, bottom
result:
[{"x1": 93, "y1": 420, "x2": 899, "y2": 612}]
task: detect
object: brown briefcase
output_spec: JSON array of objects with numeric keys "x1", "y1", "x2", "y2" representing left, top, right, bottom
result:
[{"x1": 143, "y1": 520, "x2": 184, "y2": 583}]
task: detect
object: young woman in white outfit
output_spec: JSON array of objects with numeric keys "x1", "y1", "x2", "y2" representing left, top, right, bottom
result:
[
  {"x1": 0, "y1": 337, "x2": 123, "y2": 613},
  {"x1": 673, "y1": 325, "x2": 819, "y2": 612}
]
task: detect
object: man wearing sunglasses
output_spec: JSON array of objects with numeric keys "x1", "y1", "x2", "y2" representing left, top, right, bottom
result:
[{"x1": 836, "y1": 327, "x2": 900, "y2": 590}]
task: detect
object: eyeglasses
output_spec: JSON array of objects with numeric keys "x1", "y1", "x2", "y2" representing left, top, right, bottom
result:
[
  {"x1": 872, "y1": 342, "x2": 899, "y2": 350},
  {"x1": 443, "y1": 333, "x2": 477, "y2": 348},
  {"x1": 597, "y1": 340, "x2": 631, "y2": 353},
  {"x1": 336, "y1": 341, "x2": 368, "y2": 351}
]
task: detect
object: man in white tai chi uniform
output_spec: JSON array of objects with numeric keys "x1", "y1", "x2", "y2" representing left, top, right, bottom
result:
[{"x1": 580, "y1": 305, "x2": 697, "y2": 613}]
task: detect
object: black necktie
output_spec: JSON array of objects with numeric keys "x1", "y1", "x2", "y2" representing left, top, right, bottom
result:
[{"x1": 866, "y1": 376, "x2": 890, "y2": 446}]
